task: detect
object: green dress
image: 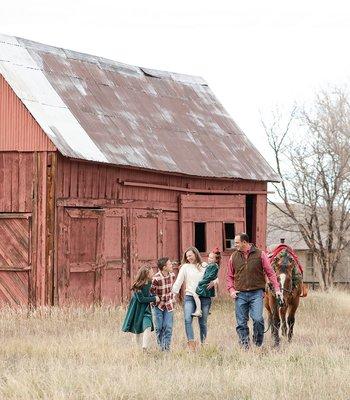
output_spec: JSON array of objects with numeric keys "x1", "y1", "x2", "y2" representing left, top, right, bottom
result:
[
  {"x1": 121, "y1": 282, "x2": 156, "y2": 334},
  {"x1": 195, "y1": 263, "x2": 219, "y2": 297}
]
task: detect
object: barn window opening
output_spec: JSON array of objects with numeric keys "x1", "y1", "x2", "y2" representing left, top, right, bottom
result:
[
  {"x1": 194, "y1": 222, "x2": 206, "y2": 252},
  {"x1": 224, "y1": 223, "x2": 236, "y2": 250}
]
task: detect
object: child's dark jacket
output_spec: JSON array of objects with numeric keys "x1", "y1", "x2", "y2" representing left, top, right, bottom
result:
[
  {"x1": 195, "y1": 263, "x2": 219, "y2": 297},
  {"x1": 122, "y1": 282, "x2": 156, "y2": 334}
]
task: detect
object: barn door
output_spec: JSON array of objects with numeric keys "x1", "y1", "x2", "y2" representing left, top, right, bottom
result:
[
  {"x1": 101, "y1": 209, "x2": 127, "y2": 305},
  {"x1": 130, "y1": 209, "x2": 163, "y2": 279},
  {"x1": 179, "y1": 194, "x2": 246, "y2": 292},
  {"x1": 0, "y1": 214, "x2": 32, "y2": 306},
  {"x1": 58, "y1": 208, "x2": 103, "y2": 305}
]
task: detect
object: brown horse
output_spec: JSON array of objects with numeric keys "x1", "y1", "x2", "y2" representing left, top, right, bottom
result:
[{"x1": 265, "y1": 247, "x2": 306, "y2": 347}]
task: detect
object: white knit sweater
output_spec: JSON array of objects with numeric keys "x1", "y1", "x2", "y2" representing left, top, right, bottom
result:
[{"x1": 172, "y1": 262, "x2": 208, "y2": 295}]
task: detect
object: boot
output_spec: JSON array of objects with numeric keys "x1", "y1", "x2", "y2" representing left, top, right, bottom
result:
[{"x1": 187, "y1": 340, "x2": 198, "y2": 351}]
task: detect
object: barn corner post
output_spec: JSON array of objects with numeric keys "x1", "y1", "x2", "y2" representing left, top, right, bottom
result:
[
  {"x1": 33, "y1": 152, "x2": 47, "y2": 307},
  {"x1": 30, "y1": 151, "x2": 57, "y2": 308}
]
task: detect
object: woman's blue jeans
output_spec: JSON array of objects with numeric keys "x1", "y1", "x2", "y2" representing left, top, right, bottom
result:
[
  {"x1": 184, "y1": 295, "x2": 212, "y2": 343},
  {"x1": 235, "y1": 289, "x2": 265, "y2": 348}
]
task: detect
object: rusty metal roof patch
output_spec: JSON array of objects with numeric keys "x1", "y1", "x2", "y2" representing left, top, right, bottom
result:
[{"x1": 0, "y1": 33, "x2": 279, "y2": 181}]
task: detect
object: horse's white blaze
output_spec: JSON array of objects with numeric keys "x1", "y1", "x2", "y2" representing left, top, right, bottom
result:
[{"x1": 279, "y1": 273, "x2": 286, "y2": 301}]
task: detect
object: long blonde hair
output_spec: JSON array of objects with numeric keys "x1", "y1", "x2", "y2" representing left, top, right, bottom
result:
[
  {"x1": 131, "y1": 265, "x2": 152, "y2": 291},
  {"x1": 181, "y1": 246, "x2": 202, "y2": 270}
]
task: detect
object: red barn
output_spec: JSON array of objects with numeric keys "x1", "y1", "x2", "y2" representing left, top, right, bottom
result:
[{"x1": 0, "y1": 34, "x2": 278, "y2": 306}]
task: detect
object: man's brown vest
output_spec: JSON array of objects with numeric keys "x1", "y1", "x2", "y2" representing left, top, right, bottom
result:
[{"x1": 231, "y1": 246, "x2": 266, "y2": 292}]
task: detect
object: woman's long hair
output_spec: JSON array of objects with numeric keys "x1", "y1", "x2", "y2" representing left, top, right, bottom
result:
[
  {"x1": 181, "y1": 246, "x2": 202, "y2": 268},
  {"x1": 131, "y1": 265, "x2": 152, "y2": 291}
]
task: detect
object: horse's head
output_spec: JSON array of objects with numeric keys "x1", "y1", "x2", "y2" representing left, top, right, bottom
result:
[{"x1": 272, "y1": 250, "x2": 295, "y2": 299}]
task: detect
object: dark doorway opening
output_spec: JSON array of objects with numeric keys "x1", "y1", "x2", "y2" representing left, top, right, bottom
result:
[
  {"x1": 194, "y1": 222, "x2": 206, "y2": 252},
  {"x1": 246, "y1": 195, "x2": 256, "y2": 244}
]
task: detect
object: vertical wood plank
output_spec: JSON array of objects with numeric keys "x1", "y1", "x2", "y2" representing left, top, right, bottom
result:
[
  {"x1": 98, "y1": 166, "x2": 107, "y2": 198},
  {"x1": 70, "y1": 161, "x2": 78, "y2": 198},
  {"x1": 63, "y1": 158, "x2": 71, "y2": 198},
  {"x1": 18, "y1": 153, "x2": 26, "y2": 212},
  {"x1": 46, "y1": 152, "x2": 56, "y2": 305},
  {"x1": 3, "y1": 154, "x2": 12, "y2": 212},
  {"x1": 11, "y1": 153, "x2": 19, "y2": 212},
  {"x1": 255, "y1": 194, "x2": 267, "y2": 250},
  {"x1": 0, "y1": 154, "x2": 4, "y2": 211}
]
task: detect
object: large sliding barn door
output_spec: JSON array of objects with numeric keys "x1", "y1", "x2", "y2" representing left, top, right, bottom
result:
[
  {"x1": 58, "y1": 207, "x2": 128, "y2": 305},
  {"x1": 0, "y1": 214, "x2": 32, "y2": 306},
  {"x1": 57, "y1": 207, "x2": 164, "y2": 305}
]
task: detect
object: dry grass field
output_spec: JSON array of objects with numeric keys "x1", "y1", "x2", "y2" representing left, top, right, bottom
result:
[{"x1": 0, "y1": 290, "x2": 348, "y2": 400}]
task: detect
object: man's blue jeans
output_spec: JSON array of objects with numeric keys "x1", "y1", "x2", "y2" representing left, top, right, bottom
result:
[
  {"x1": 184, "y1": 295, "x2": 212, "y2": 343},
  {"x1": 152, "y1": 307, "x2": 174, "y2": 351},
  {"x1": 235, "y1": 289, "x2": 265, "y2": 348}
]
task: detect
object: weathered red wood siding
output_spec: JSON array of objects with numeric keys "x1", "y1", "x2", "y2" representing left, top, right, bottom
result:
[
  {"x1": 55, "y1": 155, "x2": 268, "y2": 304},
  {"x1": 0, "y1": 152, "x2": 55, "y2": 306},
  {"x1": 0, "y1": 74, "x2": 58, "y2": 307},
  {"x1": 0, "y1": 75, "x2": 56, "y2": 152}
]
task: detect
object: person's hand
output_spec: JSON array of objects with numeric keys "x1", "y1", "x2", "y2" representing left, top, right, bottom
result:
[
  {"x1": 172, "y1": 294, "x2": 177, "y2": 303},
  {"x1": 275, "y1": 290, "x2": 282, "y2": 298},
  {"x1": 207, "y1": 277, "x2": 219, "y2": 289},
  {"x1": 155, "y1": 295, "x2": 160, "y2": 302},
  {"x1": 230, "y1": 290, "x2": 239, "y2": 299}
]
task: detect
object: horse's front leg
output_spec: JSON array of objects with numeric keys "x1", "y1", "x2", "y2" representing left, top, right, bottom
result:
[
  {"x1": 271, "y1": 302, "x2": 281, "y2": 347},
  {"x1": 280, "y1": 305, "x2": 287, "y2": 337},
  {"x1": 287, "y1": 296, "x2": 300, "y2": 342},
  {"x1": 264, "y1": 295, "x2": 273, "y2": 337}
]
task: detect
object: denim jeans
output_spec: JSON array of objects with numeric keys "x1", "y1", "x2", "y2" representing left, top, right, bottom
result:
[
  {"x1": 235, "y1": 289, "x2": 265, "y2": 348},
  {"x1": 184, "y1": 295, "x2": 212, "y2": 343},
  {"x1": 152, "y1": 307, "x2": 174, "y2": 351}
]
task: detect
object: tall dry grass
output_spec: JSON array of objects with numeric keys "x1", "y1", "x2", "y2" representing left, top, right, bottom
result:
[{"x1": 0, "y1": 289, "x2": 348, "y2": 400}]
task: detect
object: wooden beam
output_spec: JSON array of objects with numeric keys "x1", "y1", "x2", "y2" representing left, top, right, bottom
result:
[{"x1": 120, "y1": 180, "x2": 268, "y2": 195}]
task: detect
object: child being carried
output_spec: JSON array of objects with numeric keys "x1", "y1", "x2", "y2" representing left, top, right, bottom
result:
[{"x1": 191, "y1": 247, "x2": 221, "y2": 317}]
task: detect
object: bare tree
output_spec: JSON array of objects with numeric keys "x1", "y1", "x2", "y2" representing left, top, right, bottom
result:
[{"x1": 263, "y1": 88, "x2": 350, "y2": 290}]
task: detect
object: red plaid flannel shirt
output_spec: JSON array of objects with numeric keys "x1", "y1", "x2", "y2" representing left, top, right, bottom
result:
[{"x1": 151, "y1": 271, "x2": 175, "y2": 312}]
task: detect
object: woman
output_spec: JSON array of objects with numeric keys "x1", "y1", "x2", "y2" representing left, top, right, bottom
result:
[{"x1": 172, "y1": 246, "x2": 216, "y2": 349}]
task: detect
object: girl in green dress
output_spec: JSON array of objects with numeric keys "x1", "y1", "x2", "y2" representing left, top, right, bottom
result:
[
  {"x1": 191, "y1": 247, "x2": 221, "y2": 317},
  {"x1": 122, "y1": 265, "x2": 160, "y2": 349}
]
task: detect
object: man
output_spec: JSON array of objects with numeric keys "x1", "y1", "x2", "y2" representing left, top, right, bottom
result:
[
  {"x1": 151, "y1": 257, "x2": 175, "y2": 351},
  {"x1": 226, "y1": 233, "x2": 281, "y2": 348}
]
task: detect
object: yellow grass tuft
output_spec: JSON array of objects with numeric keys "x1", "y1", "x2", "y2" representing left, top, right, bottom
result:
[{"x1": 0, "y1": 289, "x2": 348, "y2": 399}]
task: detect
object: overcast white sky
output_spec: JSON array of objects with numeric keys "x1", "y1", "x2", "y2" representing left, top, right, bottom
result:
[{"x1": 2, "y1": 0, "x2": 350, "y2": 166}]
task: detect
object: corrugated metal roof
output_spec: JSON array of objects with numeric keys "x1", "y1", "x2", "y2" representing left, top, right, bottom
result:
[{"x1": 0, "y1": 33, "x2": 279, "y2": 181}]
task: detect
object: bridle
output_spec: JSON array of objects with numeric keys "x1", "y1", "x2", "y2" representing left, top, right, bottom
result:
[{"x1": 277, "y1": 252, "x2": 293, "y2": 294}]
